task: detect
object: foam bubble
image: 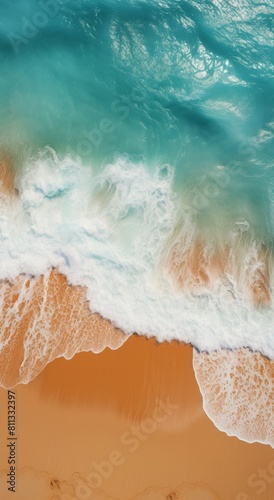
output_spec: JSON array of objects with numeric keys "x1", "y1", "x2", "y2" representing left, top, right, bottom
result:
[
  {"x1": 193, "y1": 348, "x2": 274, "y2": 447},
  {"x1": 0, "y1": 269, "x2": 126, "y2": 388}
]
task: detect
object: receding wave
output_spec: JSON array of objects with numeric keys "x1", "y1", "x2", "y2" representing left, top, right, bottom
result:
[
  {"x1": 1, "y1": 151, "x2": 274, "y2": 356},
  {"x1": 193, "y1": 348, "x2": 274, "y2": 447},
  {"x1": 0, "y1": 268, "x2": 126, "y2": 388}
]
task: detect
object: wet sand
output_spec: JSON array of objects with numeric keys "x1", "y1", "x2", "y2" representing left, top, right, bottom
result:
[
  {"x1": 194, "y1": 348, "x2": 274, "y2": 448},
  {"x1": 0, "y1": 270, "x2": 126, "y2": 388},
  {"x1": 0, "y1": 155, "x2": 16, "y2": 196},
  {"x1": 0, "y1": 336, "x2": 274, "y2": 500}
]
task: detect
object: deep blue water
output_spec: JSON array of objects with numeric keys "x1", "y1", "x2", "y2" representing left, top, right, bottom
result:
[{"x1": 1, "y1": 1, "x2": 273, "y2": 176}]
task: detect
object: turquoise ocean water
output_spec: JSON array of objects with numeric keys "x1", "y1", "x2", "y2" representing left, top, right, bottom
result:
[{"x1": 0, "y1": 0, "x2": 274, "y2": 357}]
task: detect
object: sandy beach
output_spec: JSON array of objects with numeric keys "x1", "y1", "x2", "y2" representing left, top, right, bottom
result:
[
  {"x1": 0, "y1": 335, "x2": 274, "y2": 500},
  {"x1": 1, "y1": 1, "x2": 274, "y2": 498}
]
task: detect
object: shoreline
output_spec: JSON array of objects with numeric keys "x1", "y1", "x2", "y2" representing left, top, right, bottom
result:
[
  {"x1": 0, "y1": 266, "x2": 274, "y2": 389},
  {"x1": 0, "y1": 336, "x2": 274, "y2": 500},
  {"x1": 0, "y1": 264, "x2": 273, "y2": 452}
]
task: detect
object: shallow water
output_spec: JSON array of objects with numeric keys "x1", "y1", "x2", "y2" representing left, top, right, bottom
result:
[{"x1": 0, "y1": 0, "x2": 274, "y2": 450}]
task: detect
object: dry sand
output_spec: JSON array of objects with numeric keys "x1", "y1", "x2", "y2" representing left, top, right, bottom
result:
[{"x1": 0, "y1": 336, "x2": 274, "y2": 500}]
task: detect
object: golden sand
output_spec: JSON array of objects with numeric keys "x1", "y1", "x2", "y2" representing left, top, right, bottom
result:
[{"x1": 0, "y1": 336, "x2": 274, "y2": 500}]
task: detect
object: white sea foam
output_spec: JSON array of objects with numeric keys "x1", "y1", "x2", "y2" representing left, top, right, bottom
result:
[
  {"x1": 1, "y1": 147, "x2": 274, "y2": 359},
  {"x1": 193, "y1": 348, "x2": 274, "y2": 447}
]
